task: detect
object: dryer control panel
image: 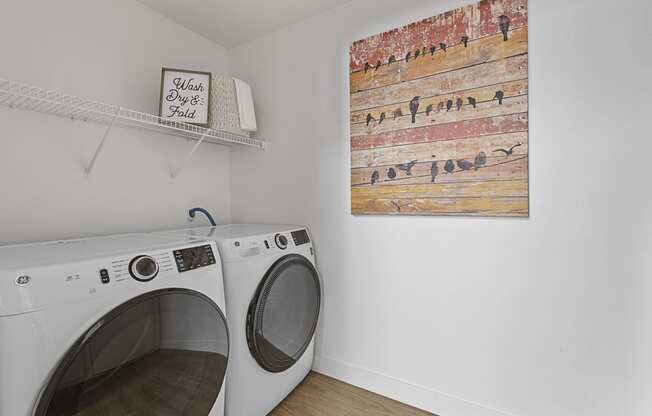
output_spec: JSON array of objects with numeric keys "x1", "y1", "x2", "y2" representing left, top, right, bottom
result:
[{"x1": 221, "y1": 228, "x2": 312, "y2": 261}]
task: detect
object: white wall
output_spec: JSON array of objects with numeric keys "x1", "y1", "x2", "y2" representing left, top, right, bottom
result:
[
  {"x1": 228, "y1": 0, "x2": 652, "y2": 415},
  {"x1": 0, "y1": 0, "x2": 233, "y2": 244}
]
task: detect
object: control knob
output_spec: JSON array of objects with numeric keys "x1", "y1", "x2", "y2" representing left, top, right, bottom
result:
[
  {"x1": 274, "y1": 234, "x2": 288, "y2": 250},
  {"x1": 129, "y1": 255, "x2": 159, "y2": 282}
]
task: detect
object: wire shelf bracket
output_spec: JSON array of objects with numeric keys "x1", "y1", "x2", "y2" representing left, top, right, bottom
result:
[
  {"x1": 170, "y1": 131, "x2": 209, "y2": 179},
  {"x1": 85, "y1": 106, "x2": 121, "y2": 175}
]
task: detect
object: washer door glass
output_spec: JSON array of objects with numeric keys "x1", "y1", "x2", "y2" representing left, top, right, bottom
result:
[
  {"x1": 35, "y1": 289, "x2": 229, "y2": 416},
  {"x1": 247, "y1": 254, "x2": 321, "y2": 373}
]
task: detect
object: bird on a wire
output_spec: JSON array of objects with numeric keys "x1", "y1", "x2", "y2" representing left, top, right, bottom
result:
[
  {"x1": 409, "y1": 96, "x2": 420, "y2": 123},
  {"x1": 431, "y1": 160, "x2": 439, "y2": 183},
  {"x1": 493, "y1": 90, "x2": 505, "y2": 105},
  {"x1": 446, "y1": 99, "x2": 454, "y2": 112},
  {"x1": 461, "y1": 36, "x2": 469, "y2": 47},
  {"x1": 371, "y1": 170, "x2": 380, "y2": 185},
  {"x1": 444, "y1": 159, "x2": 456, "y2": 173},
  {"x1": 426, "y1": 104, "x2": 434, "y2": 116},
  {"x1": 366, "y1": 113, "x2": 375, "y2": 126},
  {"x1": 440, "y1": 42, "x2": 447, "y2": 52},
  {"x1": 364, "y1": 62, "x2": 372, "y2": 73},
  {"x1": 396, "y1": 160, "x2": 418, "y2": 176},
  {"x1": 474, "y1": 152, "x2": 487, "y2": 170},
  {"x1": 393, "y1": 108, "x2": 403, "y2": 120},
  {"x1": 493, "y1": 143, "x2": 522, "y2": 156},
  {"x1": 468, "y1": 97, "x2": 477, "y2": 108},
  {"x1": 378, "y1": 112, "x2": 386, "y2": 124},
  {"x1": 499, "y1": 15, "x2": 511, "y2": 41},
  {"x1": 457, "y1": 160, "x2": 474, "y2": 171},
  {"x1": 456, "y1": 97, "x2": 464, "y2": 111},
  {"x1": 430, "y1": 45, "x2": 437, "y2": 55}
]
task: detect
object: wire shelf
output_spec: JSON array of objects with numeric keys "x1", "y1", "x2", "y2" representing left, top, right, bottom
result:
[{"x1": 0, "y1": 78, "x2": 265, "y2": 149}]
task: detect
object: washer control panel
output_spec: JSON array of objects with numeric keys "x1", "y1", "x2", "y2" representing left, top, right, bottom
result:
[{"x1": 173, "y1": 244, "x2": 216, "y2": 273}]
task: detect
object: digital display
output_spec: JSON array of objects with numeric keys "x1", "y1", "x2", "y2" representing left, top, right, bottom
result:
[
  {"x1": 173, "y1": 245, "x2": 216, "y2": 273},
  {"x1": 291, "y1": 230, "x2": 310, "y2": 246}
]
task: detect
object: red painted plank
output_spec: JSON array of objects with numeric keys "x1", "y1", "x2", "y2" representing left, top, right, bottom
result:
[
  {"x1": 349, "y1": 0, "x2": 528, "y2": 72},
  {"x1": 351, "y1": 113, "x2": 528, "y2": 151}
]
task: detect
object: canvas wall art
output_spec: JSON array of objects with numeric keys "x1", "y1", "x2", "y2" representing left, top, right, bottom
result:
[{"x1": 350, "y1": 0, "x2": 529, "y2": 217}]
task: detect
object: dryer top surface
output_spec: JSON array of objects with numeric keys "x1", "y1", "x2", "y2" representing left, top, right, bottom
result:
[{"x1": 156, "y1": 224, "x2": 305, "y2": 240}]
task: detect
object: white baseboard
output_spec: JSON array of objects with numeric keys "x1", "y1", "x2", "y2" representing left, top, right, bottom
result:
[{"x1": 313, "y1": 354, "x2": 520, "y2": 416}]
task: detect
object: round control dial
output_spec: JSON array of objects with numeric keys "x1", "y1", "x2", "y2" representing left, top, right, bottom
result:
[
  {"x1": 129, "y1": 255, "x2": 159, "y2": 282},
  {"x1": 274, "y1": 234, "x2": 288, "y2": 250}
]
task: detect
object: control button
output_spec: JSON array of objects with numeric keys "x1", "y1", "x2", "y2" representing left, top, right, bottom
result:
[
  {"x1": 275, "y1": 233, "x2": 288, "y2": 250},
  {"x1": 99, "y1": 269, "x2": 110, "y2": 284},
  {"x1": 264, "y1": 240, "x2": 270, "y2": 249},
  {"x1": 129, "y1": 255, "x2": 159, "y2": 282}
]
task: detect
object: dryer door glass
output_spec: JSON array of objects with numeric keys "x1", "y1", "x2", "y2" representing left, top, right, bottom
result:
[
  {"x1": 35, "y1": 289, "x2": 229, "y2": 416},
  {"x1": 247, "y1": 254, "x2": 321, "y2": 373}
]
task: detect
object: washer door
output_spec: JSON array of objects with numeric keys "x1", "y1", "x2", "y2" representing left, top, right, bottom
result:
[
  {"x1": 35, "y1": 289, "x2": 229, "y2": 416},
  {"x1": 247, "y1": 254, "x2": 321, "y2": 373}
]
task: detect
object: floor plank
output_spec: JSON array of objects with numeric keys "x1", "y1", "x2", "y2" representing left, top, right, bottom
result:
[{"x1": 269, "y1": 372, "x2": 433, "y2": 416}]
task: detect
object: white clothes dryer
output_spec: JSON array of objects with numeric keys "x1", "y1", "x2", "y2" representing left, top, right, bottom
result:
[{"x1": 156, "y1": 225, "x2": 321, "y2": 416}]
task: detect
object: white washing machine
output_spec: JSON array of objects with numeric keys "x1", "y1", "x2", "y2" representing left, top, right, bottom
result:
[
  {"x1": 156, "y1": 225, "x2": 321, "y2": 416},
  {"x1": 0, "y1": 233, "x2": 229, "y2": 416}
]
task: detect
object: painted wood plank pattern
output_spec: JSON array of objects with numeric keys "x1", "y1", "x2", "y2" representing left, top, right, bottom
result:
[
  {"x1": 351, "y1": 156, "x2": 528, "y2": 186},
  {"x1": 352, "y1": 113, "x2": 528, "y2": 151},
  {"x1": 351, "y1": 54, "x2": 528, "y2": 112},
  {"x1": 352, "y1": 196, "x2": 529, "y2": 217},
  {"x1": 351, "y1": 79, "x2": 527, "y2": 125},
  {"x1": 349, "y1": 0, "x2": 528, "y2": 217},
  {"x1": 349, "y1": 0, "x2": 528, "y2": 72},
  {"x1": 270, "y1": 372, "x2": 432, "y2": 416},
  {"x1": 351, "y1": 132, "x2": 527, "y2": 169},
  {"x1": 351, "y1": 94, "x2": 527, "y2": 137},
  {"x1": 350, "y1": 27, "x2": 528, "y2": 93},
  {"x1": 352, "y1": 179, "x2": 528, "y2": 200}
]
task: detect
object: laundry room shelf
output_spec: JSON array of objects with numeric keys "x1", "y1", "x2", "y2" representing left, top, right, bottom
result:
[{"x1": 0, "y1": 78, "x2": 265, "y2": 150}]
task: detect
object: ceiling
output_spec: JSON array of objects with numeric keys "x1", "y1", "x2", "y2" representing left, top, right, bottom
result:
[{"x1": 138, "y1": 0, "x2": 352, "y2": 48}]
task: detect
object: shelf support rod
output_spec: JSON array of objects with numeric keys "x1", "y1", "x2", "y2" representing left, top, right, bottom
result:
[
  {"x1": 170, "y1": 131, "x2": 208, "y2": 179},
  {"x1": 85, "y1": 106, "x2": 121, "y2": 174}
]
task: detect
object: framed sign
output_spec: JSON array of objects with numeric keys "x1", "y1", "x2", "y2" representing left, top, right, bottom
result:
[{"x1": 159, "y1": 68, "x2": 211, "y2": 127}]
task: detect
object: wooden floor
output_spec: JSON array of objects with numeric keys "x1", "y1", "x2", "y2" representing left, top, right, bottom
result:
[{"x1": 269, "y1": 372, "x2": 433, "y2": 416}]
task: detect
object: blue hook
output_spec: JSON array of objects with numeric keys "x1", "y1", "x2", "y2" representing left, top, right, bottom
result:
[{"x1": 188, "y1": 207, "x2": 217, "y2": 226}]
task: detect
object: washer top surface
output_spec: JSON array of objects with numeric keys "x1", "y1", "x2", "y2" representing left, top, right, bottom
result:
[
  {"x1": 157, "y1": 224, "x2": 304, "y2": 240},
  {"x1": 0, "y1": 233, "x2": 203, "y2": 270}
]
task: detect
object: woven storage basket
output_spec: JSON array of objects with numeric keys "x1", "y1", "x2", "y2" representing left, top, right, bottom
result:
[{"x1": 210, "y1": 75, "x2": 250, "y2": 137}]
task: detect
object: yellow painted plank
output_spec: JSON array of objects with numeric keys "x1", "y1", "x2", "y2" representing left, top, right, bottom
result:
[
  {"x1": 351, "y1": 156, "x2": 528, "y2": 187},
  {"x1": 351, "y1": 132, "x2": 528, "y2": 169},
  {"x1": 352, "y1": 179, "x2": 528, "y2": 199},
  {"x1": 352, "y1": 196, "x2": 529, "y2": 217}
]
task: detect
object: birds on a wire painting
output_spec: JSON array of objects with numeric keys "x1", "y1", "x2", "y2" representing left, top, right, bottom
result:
[{"x1": 349, "y1": 0, "x2": 529, "y2": 217}]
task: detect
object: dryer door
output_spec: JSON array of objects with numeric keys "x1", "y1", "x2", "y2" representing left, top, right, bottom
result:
[
  {"x1": 35, "y1": 289, "x2": 229, "y2": 416},
  {"x1": 247, "y1": 254, "x2": 321, "y2": 373}
]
